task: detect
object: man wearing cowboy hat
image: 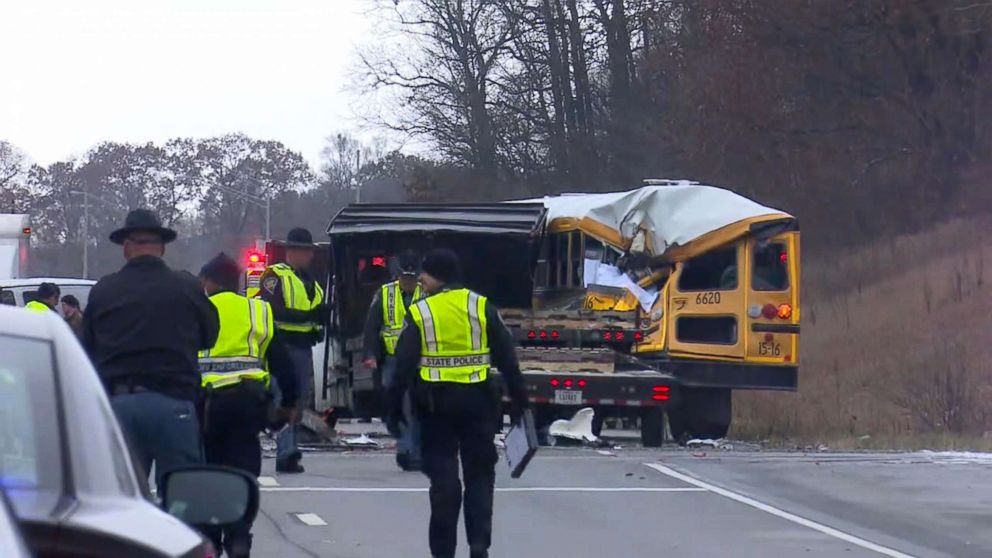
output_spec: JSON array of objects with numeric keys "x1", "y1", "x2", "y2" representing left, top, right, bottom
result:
[
  {"x1": 83, "y1": 208, "x2": 220, "y2": 487},
  {"x1": 258, "y1": 226, "x2": 328, "y2": 473}
]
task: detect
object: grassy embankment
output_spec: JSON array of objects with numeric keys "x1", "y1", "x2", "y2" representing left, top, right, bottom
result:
[{"x1": 733, "y1": 216, "x2": 992, "y2": 450}]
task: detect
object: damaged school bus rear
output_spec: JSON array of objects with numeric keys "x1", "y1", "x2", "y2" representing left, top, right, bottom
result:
[
  {"x1": 524, "y1": 180, "x2": 799, "y2": 439},
  {"x1": 319, "y1": 180, "x2": 798, "y2": 442}
]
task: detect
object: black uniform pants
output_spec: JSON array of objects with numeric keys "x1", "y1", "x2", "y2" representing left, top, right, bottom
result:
[
  {"x1": 418, "y1": 383, "x2": 500, "y2": 558},
  {"x1": 201, "y1": 383, "x2": 269, "y2": 554}
]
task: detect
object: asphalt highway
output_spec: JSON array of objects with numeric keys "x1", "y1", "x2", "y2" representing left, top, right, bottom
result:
[{"x1": 250, "y1": 431, "x2": 992, "y2": 558}]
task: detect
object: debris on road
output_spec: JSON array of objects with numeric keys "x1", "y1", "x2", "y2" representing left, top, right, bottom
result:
[
  {"x1": 920, "y1": 450, "x2": 992, "y2": 465},
  {"x1": 342, "y1": 434, "x2": 380, "y2": 448},
  {"x1": 549, "y1": 407, "x2": 599, "y2": 443},
  {"x1": 686, "y1": 438, "x2": 733, "y2": 450}
]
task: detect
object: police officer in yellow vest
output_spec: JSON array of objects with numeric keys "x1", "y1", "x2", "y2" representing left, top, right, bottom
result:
[
  {"x1": 25, "y1": 282, "x2": 60, "y2": 313},
  {"x1": 198, "y1": 253, "x2": 299, "y2": 558},
  {"x1": 391, "y1": 249, "x2": 529, "y2": 558},
  {"x1": 257, "y1": 227, "x2": 327, "y2": 473},
  {"x1": 362, "y1": 250, "x2": 423, "y2": 471}
]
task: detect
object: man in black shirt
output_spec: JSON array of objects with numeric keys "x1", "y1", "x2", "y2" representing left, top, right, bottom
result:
[{"x1": 83, "y1": 209, "x2": 219, "y2": 487}]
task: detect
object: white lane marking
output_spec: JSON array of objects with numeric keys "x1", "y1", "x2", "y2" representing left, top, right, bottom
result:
[
  {"x1": 643, "y1": 463, "x2": 918, "y2": 558},
  {"x1": 263, "y1": 486, "x2": 705, "y2": 493},
  {"x1": 295, "y1": 513, "x2": 327, "y2": 526},
  {"x1": 257, "y1": 476, "x2": 279, "y2": 487}
]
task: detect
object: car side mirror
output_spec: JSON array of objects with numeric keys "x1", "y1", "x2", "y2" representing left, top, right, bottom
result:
[{"x1": 159, "y1": 466, "x2": 259, "y2": 529}]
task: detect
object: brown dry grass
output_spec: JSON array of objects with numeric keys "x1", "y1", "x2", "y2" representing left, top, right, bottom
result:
[{"x1": 733, "y1": 215, "x2": 992, "y2": 448}]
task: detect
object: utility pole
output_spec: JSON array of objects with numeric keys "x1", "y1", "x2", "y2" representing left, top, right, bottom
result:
[
  {"x1": 69, "y1": 190, "x2": 116, "y2": 279},
  {"x1": 219, "y1": 176, "x2": 272, "y2": 241},
  {"x1": 355, "y1": 149, "x2": 362, "y2": 203},
  {"x1": 82, "y1": 190, "x2": 88, "y2": 279}
]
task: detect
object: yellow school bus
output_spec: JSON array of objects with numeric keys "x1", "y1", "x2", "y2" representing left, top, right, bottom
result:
[{"x1": 531, "y1": 180, "x2": 799, "y2": 439}]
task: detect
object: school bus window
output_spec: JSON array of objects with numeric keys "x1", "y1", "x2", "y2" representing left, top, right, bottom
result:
[
  {"x1": 546, "y1": 231, "x2": 584, "y2": 288},
  {"x1": 678, "y1": 246, "x2": 738, "y2": 291},
  {"x1": 676, "y1": 316, "x2": 738, "y2": 345},
  {"x1": 753, "y1": 242, "x2": 789, "y2": 291}
]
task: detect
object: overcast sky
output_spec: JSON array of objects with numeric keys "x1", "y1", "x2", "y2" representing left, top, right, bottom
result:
[{"x1": 0, "y1": 0, "x2": 374, "y2": 166}]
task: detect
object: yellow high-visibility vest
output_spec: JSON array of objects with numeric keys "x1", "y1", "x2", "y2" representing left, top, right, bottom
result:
[
  {"x1": 408, "y1": 288, "x2": 490, "y2": 384},
  {"x1": 25, "y1": 300, "x2": 50, "y2": 313},
  {"x1": 199, "y1": 292, "x2": 273, "y2": 390},
  {"x1": 269, "y1": 263, "x2": 324, "y2": 333},
  {"x1": 380, "y1": 281, "x2": 422, "y2": 356}
]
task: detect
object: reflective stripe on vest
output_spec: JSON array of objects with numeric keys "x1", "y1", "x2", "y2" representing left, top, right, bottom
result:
[
  {"x1": 380, "y1": 281, "x2": 422, "y2": 356},
  {"x1": 408, "y1": 288, "x2": 489, "y2": 384},
  {"x1": 270, "y1": 263, "x2": 324, "y2": 333},
  {"x1": 199, "y1": 292, "x2": 274, "y2": 390},
  {"x1": 24, "y1": 300, "x2": 50, "y2": 313}
]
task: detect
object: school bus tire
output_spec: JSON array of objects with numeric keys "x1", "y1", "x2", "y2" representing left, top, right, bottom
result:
[
  {"x1": 672, "y1": 387, "x2": 732, "y2": 440},
  {"x1": 640, "y1": 407, "x2": 665, "y2": 447}
]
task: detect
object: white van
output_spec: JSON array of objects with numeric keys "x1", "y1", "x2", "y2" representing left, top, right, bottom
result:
[{"x1": 0, "y1": 278, "x2": 97, "y2": 311}]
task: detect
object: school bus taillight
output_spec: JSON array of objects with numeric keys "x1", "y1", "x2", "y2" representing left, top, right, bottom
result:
[{"x1": 762, "y1": 304, "x2": 777, "y2": 319}]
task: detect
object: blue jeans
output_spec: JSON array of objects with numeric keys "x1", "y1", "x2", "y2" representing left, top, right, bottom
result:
[
  {"x1": 111, "y1": 391, "x2": 203, "y2": 489},
  {"x1": 382, "y1": 357, "x2": 421, "y2": 464},
  {"x1": 276, "y1": 345, "x2": 314, "y2": 462}
]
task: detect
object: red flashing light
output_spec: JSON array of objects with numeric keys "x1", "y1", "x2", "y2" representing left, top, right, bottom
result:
[
  {"x1": 777, "y1": 304, "x2": 792, "y2": 320},
  {"x1": 780, "y1": 251, "x2": 788, "y2": 264},
  {"x1": 245, "y1": 250, "x2": 265, "y2": 269},
  {"x1": 371, "y1": 256, "x2": 386, "y2": 267},
  {"x1": 634, "y1": 331, "x2": 644, "y2": 342},
  {"x1": 578, "y1": 379, "x2": 587, "y2": 388},
  {"x1": 551, "y1": 330, "x2": 560, "y2": 340},
  {"x1": 527, "y1": 330, "x2": 537, "y2": 340},
  {"x1": 652, "y1": 394, "x2": 671, "y2": 401},
  {"x1": 615, "y1": 330, "x2": 625, "y2": 342},
  {"x1": 564, "y1": 379, "x2": 574, "y2": 388},
  {"x1": 603, "y1": 331, "x2": 613, "y2": 341},
  {"x1": 21, "y1": 227, "x2": 31, "y2": 236},
  {"x1": 761, "y1": 304, "x2": 777, "y2": 320},
  {"x1": 550, "y1": 378, "x2": 560, "y2": 387},
  {"x1": 539, "y1": 330, "x2": 548, "y2": 339},
  {"x1": 652, "y1": 385, "x2": 671, "y2": 393}
]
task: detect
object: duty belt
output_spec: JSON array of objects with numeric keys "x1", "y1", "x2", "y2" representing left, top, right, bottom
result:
[{"x1": 420, "y1": 354, "x2": 491, "y2": 368}]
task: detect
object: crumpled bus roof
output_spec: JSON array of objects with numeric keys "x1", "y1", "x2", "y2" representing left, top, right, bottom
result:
[{"x1": 513, "y1": 181, "x2": 795, "y2": 260}]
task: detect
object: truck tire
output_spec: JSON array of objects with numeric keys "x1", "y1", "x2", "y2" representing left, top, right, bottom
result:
[
  {"x1": 666, "y1": 406, "x2": 689, "y2": 442},
  {"x1": 691, "y1": 388, "x2": 732, "y2": 439},
  {"x1": 591, "y1": 409, "x2": 605, "y2": 438},
  {"x1": 640, "y1": 407, "x2": 665, "y2": 447}
]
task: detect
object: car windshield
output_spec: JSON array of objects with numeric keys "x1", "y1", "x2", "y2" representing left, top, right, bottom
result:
[{"x1": 0, "y1": 335, "x2": 63, "y2": 519}]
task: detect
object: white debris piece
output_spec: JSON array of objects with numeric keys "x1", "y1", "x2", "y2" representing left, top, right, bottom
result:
[
  {"x1": 342, "y1": 434, "x2": 380, "y2": 447},
  {"x1": 686, "y1": 438, "x2": 732, "y2": 450},
  {"x1": 549, "y1": 407, "x2": 599, "y2": 443},
  {"x1": 919, "y1": 450, "x2": 992, "y2": 465}
]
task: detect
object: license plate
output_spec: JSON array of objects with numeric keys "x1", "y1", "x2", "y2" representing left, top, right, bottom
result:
[
  {"x1": 554, "y1": 390, "x2": 583, "y2": 405},
  {"x1": 758, "y1": 341, "x2": 782, "y2": 357}
]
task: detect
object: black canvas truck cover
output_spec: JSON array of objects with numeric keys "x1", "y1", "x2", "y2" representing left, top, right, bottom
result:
[{"x1": 325, "y1": 202, "x2": 548, "y2": 336}]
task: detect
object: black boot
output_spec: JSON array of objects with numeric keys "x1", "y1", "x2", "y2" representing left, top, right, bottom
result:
[{"x1": 225, "y1": 532, "x2": 252, "y2": 558}]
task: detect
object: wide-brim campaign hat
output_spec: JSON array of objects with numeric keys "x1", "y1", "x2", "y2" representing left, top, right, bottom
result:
[
  {"x1": 284, "y1": 227, "x2": 316, "y2": 249},
  {"x1": 109, "y1": 209, "x2": 178, "y2": 245}
]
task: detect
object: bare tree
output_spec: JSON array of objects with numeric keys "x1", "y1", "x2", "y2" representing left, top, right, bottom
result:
[{"x1": 359, "y1": 0, "x2": 519, "y2": 177}]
